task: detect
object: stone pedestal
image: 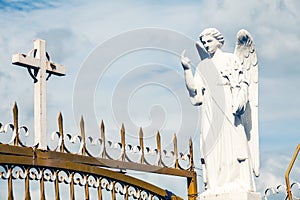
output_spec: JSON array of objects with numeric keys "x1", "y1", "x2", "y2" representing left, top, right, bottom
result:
[{"x1": 197, "y1": 192, "x2": 261, "y2": 200}]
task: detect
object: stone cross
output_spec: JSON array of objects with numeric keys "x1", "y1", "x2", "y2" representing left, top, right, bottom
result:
[{"x1": 12, "y1": 39, "x2": 66, "y2": 149}]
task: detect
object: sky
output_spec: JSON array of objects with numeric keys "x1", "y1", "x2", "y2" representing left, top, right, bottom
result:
[{"x1": 0, "y1": 0, "x2": 300, "y2": 199}]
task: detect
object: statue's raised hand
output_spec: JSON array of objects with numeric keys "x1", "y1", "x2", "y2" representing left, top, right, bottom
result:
[{"x1": 181, "y1": 50, "x2": 191, "y2": 70}]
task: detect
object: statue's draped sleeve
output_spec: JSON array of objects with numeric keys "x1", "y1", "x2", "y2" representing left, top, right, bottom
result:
[{"x1": 184, "y1": 67, "x2": 205, "y2": 106}]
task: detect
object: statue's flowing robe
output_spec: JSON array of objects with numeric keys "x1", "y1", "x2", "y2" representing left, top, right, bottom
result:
[{"x1": 185, "y1": 50, "x2": 255, "y2": 194}]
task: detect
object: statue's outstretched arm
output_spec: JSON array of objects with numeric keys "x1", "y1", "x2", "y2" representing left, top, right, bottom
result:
[{"x1": 181, "y1": 50, "x2": 204, "y2": 106}]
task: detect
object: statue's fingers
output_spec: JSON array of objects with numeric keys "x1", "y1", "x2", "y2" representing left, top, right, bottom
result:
[
  {"x1": 186, "y1": 57, "x2": 191, "y2": 63},
  {"x1": 181, "y1": 50, "x2": 186, "y2": 58}
]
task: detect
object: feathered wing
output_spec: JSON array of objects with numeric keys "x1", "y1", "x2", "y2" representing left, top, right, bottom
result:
[{"x1": 234, "y1": 29, "x2": 259, "y2": 177}]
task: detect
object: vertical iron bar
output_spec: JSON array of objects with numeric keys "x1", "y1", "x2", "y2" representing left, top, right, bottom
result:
[
  {"x1": 13, "y1": 102, "x2": 19, "y2": 146},
  {"x1": 8, "y1": 166, "x2": 13, "y2": 200},
  {"x1": 55, "y1": 170, "x2": 60, "y2": 200},
  {"x1": 174, "y1": 133, "x2": 179, "y2": 169},
  {"x1": 189, "y1": 138, "x2": 194, "y2": 171},
  {"x1": 111, "y1": 181, "x2": 115, "y2": 200},
  {"x1": 58, "y1": 112, "x2": 64, "y2": 152},
  {"x1": 149, "y1": 193, "x2": 153, "y2": 200},
  {"x1": 124, "y1": 185, "x2": 128, "y2": 200},
  {"x1": 121, "y1": 124, "x2": 125, "y2": 162},
  {"x1": 156, "y1": 132, "x2": 162, "y2": 166},
  {"x1": 138, "y1": 189, "x2": 141, "y2": 200},
  {"x1": 100, "y1": 120, "x2": 106, "y2": 159},
  {"x1": 286, "y1": 144, "x2": 300, "y2": 200},
  {"x1": 25, "y1": 167, "x2": 31, "y2": 200},
  {"x1": 69, "y1": 173, "x2": 75, "y2": 200},
  {"x1": 187, "y1": 138, "x2": 197, "y2": 200},
  {"x1": 97, "y1": 178, "x2": 102, "y2": 200},
  {"x1": 80, "y1": 116, "x2": 86, "y2": 156},
  {"x1": 139, "y1": 127, "x2": 144, "y2": 164},
  {"x1": 40, "y1": 169, "x2": 45, "y2": 200},
  {"x1": 85, "y1": 175, "x2": 89, "y2": 200},
  {"x1": 187, "y1": 172, "x2": 198, "y2": 200}
]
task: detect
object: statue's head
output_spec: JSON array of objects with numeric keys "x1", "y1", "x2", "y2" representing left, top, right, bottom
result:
[{"x1": 199, "y1": 28, "x2": 224, "y2": 56}]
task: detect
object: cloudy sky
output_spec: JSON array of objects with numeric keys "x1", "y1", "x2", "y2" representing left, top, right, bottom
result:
[{"x1": 0, "y1": 0, "x2": 300, "y2": 199}]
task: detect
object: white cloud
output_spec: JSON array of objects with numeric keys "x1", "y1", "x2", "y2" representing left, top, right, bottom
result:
[{"x1": 257, "y1": 151, "x2": 300, "y2": 199}]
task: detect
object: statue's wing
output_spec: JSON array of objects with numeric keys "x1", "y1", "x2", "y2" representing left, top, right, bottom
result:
[
  {"x1": 196, "y1": 41, "x2": 210, "y2": 60},
  {"x1": 234, "y1": 29, "x2": 259, "y2": 177}
]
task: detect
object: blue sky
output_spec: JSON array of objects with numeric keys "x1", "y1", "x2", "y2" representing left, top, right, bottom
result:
[
  {"x1": 0, "y1": 0, "x2": 57, "y2": 11},
  {"x1": 0, "y1": 0, "x2": 300, "y2": 199}
]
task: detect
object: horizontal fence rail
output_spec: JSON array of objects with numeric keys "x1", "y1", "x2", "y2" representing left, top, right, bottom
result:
[{"x1": 0, "y1": 144, "x2": 183, "y2": 200}]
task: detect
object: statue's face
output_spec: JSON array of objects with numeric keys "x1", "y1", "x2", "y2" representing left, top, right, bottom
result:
[{"x1": 201, "y1": 35, "x2": 220, "y2": 55}]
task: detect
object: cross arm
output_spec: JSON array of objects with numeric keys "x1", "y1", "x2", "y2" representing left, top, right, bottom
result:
[
  {"x1": 12, "y1": 53, "x2": 40, "y2": 69},
  {"x1": 12, "y1": 53, "x2": 66, "y2": 76},
  {"x1": 46, "y1": 61, "x2": 66, "y2": 76}
]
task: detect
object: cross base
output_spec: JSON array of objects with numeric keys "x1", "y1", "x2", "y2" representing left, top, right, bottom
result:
[{"x1": 197, "y1": 192, "x2": 261, "y2": 200}]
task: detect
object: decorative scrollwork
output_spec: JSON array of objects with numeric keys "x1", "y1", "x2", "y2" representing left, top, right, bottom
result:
[
  {"x1": 56, "y1": 170, "x2": 70, "y2": 184},
  {"x1": 64, "y1": 133, "x2": 83, "y2": 154},
  {"x1": 1, "y1": 164, "x2": 168, "y2": 199},
  {"x1": 1, "y1": 103, "x2": 194, "y2": 171},
  {"x1": 12, "y1": 166, "x2": 27, "y2": 180},
  {"x1": 140, "y1": 190, "x2": 151, "y2": 200},
  {"x1": 114, "y1": 182, "x2": 126, "y2": 195},
  {"x1": 178, "y1": 152, "x2": 191, "y2": 170},
  {"x1": 263, "y1": 183, "x2": 300, "y2": 200},
  {"x1": 17, "y1": 126, "x2": 31, "y2": 147},
  {"x1": 46, "y1": 113, "x2": 194, "y2": 173},
  {"x1": 86, "y1": 174, "x2": 98, "y2": 188},
  {"x1": 49, "y1": 131, "x2": 62, "y2": 151},
  {"x1": 86, "y1": 136, "x2": 104, "y2": 157},
  {"x1": 161, "y1": 149, "x2": 176, "y2": 167},
  {"x1": 73, "y1": 172, "x2": 85, "y2": 186},
  {"x1": 0, "y1": 103, "x2": 33, "y2": 147},
  {"x1": 0, "y1": 123, "x2": 32, "y2": 147},
  {"x1": 144, "y1": 146, "x2": 159, "y2": 166},
  {"x1": 291, "y1": 182, "x2": 300, "y2": 200},
  {"x1": 105, "y1": 141, "x2": 124, "y2": 161},
  {"x1": 128, "y1": 185, "x2": 141, "y2": 199},
  {"x1": 43, "y1": 168, "x2": 55, "y2": 182},
  {"x1": 0, "y1": 165, "x2": 10, "y2": 179},
  {"x1": 102, "y1": 178, "x2": 113, "y2": 191},
  {"x1": 125, "y1": 144, "x2": 143, "y2": 163},
  {"x1": 0, "y1": 123, "x2": 15, "y2": 144},
  {"x1": 28, "y1": 167, "x2": 42, "y2": 181}
]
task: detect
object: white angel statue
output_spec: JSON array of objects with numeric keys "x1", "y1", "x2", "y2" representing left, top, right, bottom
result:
[{"x1": 181, "y1": 28, "x2": 259, "y2": 195}]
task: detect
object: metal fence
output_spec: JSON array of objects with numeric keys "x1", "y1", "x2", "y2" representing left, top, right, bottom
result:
[{"x1": 0, "y1": 102, "x2": 197, "y2": 200}]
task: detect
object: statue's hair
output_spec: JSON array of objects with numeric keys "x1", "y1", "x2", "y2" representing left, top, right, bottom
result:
[{"x1": 199, "y1": 28, "x2": 225, "y2": 47}]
